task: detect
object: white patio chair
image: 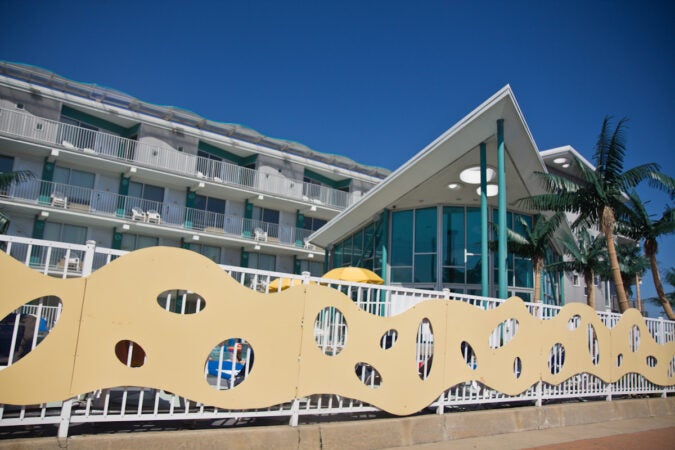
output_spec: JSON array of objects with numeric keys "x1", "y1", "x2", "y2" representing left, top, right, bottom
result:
[
  {"x1": 131, "y1": 207, "x2": 146, "y2": 222},
  {"x1": 146, "y1": 209, "x2": 161, "y2": 224},
  {"x1": 254, "y1": 227, "x2": 268, "y2": 242},
  {"x1": 50, "y1": 191, "x2": 68, "y2": 208}
]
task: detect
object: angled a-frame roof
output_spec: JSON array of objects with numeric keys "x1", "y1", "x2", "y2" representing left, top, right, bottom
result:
[{"x1": 309, "y1": 85, "x2": 551, "y2": 248}]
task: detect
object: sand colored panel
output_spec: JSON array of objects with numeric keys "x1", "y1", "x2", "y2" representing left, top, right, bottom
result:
[{"x1": 0, "y1": 247, "x2": 673, "y2": 414}]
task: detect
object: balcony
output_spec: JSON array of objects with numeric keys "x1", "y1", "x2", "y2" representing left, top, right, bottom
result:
[
  {"x1": 0, "y1": 106, "x2": 360, "y2": 210},
  {"x1": 1, "y1": 179, "x2": 319, "y2": 251}
]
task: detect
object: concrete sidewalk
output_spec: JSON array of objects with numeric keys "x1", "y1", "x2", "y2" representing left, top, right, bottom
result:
[
  {"x1": 1, "y1": 397, "x2": 673, "y2": 449},
  {"x1": 390, "y1": 416, "x2": 675, "y2": 449}
]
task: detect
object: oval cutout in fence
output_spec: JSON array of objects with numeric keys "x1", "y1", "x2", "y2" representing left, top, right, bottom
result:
[
  {"x1": 587, "y1": 324, "x2": 600, "y2": 366},
  {"x1": 355, "y1": 362, "x2": 382, "y2": 387},
  {"x1": 629, "y1": 325, "x2": 640, "y2": 352},
  {"x1": 489, "y1": 318, "x2": 519, "y2": 349},
  {"x1": 380, "y1": 329, "x2": 397, "y2": 349},
  {"x1": 205, "y1": 338, "x2": 254, "y2": 390},
  {"x1": 156, "y1": 289, "x2": 206, "y2": 314},
  {"x1": 314, "y1": 307, "x2": 348, "y2": 356},
  {"x1": 514, "y1": 357, "x2": 522, "y2": 379},
  {"x1": 461, "y1": 341, "x2": 477, "y2": 370},
  {"x1": 115, "y1": 340, "x2": 146, "y2": 368},
  {"x1": 0, "y1": 296, "x2": 62, "y2": 366},
  {"x1": 548, "y1": 343, "x2": 565, "y2": 375},
  {"x1": 417, "y1": 318, "x2": 434, "y2": 380}
]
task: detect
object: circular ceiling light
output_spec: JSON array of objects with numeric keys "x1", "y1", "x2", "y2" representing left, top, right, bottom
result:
[
  {"x1": 476, "y1": 184, "x2": 499, "y2": 197},
  {"x1": 459, "y1": 166, "x2": 496, "y2": 184},
  {"x1": 447, "y1": 183, "x2": 461, "y2": 190},
  {"x1": 562, "y1": 163, "x2": 570, "y2": 168},
  {"x1": 553, "y1": 157, "x2": 568, "y2": 165}
]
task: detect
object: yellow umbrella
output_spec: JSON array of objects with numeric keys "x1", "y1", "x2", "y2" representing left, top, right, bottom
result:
[
  {"x1": 322, "y1": 267, "x2": 384, "y2": 284},
  {"x1": 268, "y1": 278, "x2": 303, "y2": 292}
]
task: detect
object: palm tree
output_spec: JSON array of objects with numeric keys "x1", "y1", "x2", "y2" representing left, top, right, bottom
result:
[
  {"x1": 519, "y1": 117, "x2": 675, "y2": 313},
  {"x1": 547, "y1": 228, "x2": 607, "y2": 309},
  {"x1": 0, "y1": 170, "x2": 33, "y2": 189},
  {"x1": 620, "y1": 191, "x2": 675, "y2": 319},
  {"x1": 604, "y1": 243, "x2": 649, "y2": 312},
  {"x1": 493, "y1": 212, "x2": 564, "y2": 302}
]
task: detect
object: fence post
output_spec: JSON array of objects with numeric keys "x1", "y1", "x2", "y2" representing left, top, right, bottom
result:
[
  {"x1": 58, "y1": 240, "x2": 96, "y2": 441},
  {"x1": 536, "y1": 304, "x2": 543, "y2": 407},
  {"x1": 82, "y1": 240, "x2": 96, "y2": 276}
]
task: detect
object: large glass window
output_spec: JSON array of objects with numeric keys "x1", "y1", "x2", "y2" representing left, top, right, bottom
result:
[
  {"x1": 304, "y1": 216, "x2": 327, "y2": 232},
  {"x1": 492, "y1": 210, "x2": 534, "y2": 290},
  {"x1": 43, "y1": 222, "x2": 86, "y2": 244},
  {"x1": 120, "y1": 233, "x2": 158, "y2": 251},
  {"x1": 194, "y1": 194, "x2": 226, "y2": 230},
  {"x1": 248, "y1": 252, "x2": 276, "y2": 271},
  {"x1": 190, "y1": 243, "x2": 221, "y2": 264},
  {"x1": 53, "y1": 166, "x2": 95, "y2": 205},
  {"x1": 413, "y1": 208, "x2": 437, "y2": 283},
  {"x1": 390, "y1": 210, "x2": 413, "y2": 283}
]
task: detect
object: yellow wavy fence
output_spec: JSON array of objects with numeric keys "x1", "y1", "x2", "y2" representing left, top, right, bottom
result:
[{"x1": 0, "y1": 247, "x2": 673, "y2": 416}]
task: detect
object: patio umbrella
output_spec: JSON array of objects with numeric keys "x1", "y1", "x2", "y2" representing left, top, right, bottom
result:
[
  {"x1": 268, "y1": 278, "x2": 303, "y2": 292},
  {"x1": 322, "y1": 267, "x2": 384, "y2": 284}
]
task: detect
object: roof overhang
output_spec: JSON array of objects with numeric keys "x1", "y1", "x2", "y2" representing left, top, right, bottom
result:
[{"x1": 310, "y1": 85, "x2": 550, "y2": 247}]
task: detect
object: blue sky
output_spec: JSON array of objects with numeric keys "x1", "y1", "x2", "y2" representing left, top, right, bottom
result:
[{"x1": 1, "y1": 1, "x2": 673, "y2": 313}]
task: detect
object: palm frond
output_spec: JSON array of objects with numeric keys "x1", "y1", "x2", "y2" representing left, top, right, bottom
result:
[{"x1": 0, "y1": 170, "x2": 34, "y2": 189}]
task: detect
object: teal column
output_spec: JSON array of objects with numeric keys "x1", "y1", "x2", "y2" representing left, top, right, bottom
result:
[
  {"x1": 243, "y1": 200, "x2": 253, "y2": 238},
  {"x1": 240, "y1": 248, "x2": 249, "y2": 267},
  {"x1": 293, "y1": 255, "x2": 301, "y2": 274},
  {"x1": 30, "y1": 216, "x2": 46, "y2": 264},
  {"x1": 116, "y1": 174, "x2": 130, "y2": 217},
  {"x1": 180, "y1": 237, "x2": 190, "y2": 250},
  {"x1": 380, "y1": 209, "x2": 389, "y2": 285},
  {"x1": 38, "y1": 159, "x2": 55, "y2": 204},
  {"x1": 295, "y1": 211, "x2": 305, "y2": 247},
  {"x1": 111, "y1": 228, "x2": 123, "y2": 250},
  {"x1": 480, "y1": 142, "x2": 489, "y2": 297},
  {"x1": 559, "y1": 271, "x2": 565, "y2": 306},
  {"x1": 323, "y1": 249, "x2": 329, "y2": 273},
  {"x1": 185, "y1": 189, "x2": 196, "y2": 228},
  {"x1": 497, "y1": 119, "x2": 508, "y2": 299}
]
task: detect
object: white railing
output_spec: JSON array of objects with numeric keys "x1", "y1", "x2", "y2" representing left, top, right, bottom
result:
[
  {"x1": 0, "y1": 234, "x2": 673, "y2": 438},
  {"x1": 0, "y1": 106, "x2": 360, "y2": 209},
  {"x1": 1, "y1": 179, "x2": 318, "y2": 250}
]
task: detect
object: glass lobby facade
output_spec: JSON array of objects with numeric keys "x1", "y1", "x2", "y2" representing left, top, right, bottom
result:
[{"x1": 330, "y1": 206, "x2": 555, "y2": 302}]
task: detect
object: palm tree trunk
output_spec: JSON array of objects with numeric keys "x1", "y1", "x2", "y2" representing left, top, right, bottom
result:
[
  {"x1": 533, "y1": 256, "x2": 542, "y2": 302},
  {"x1": 584, "y1": 269, "x2": 595, "y2": 309},
  {"x1": 635, "y1": 274, "x2": 642, "y2": 314},
  {"x1": 648, "y1": 252, "x2": 675, "y2": 320},
  {"x1": 603, "y1": 207, "x2": 630, "y2": 312}
]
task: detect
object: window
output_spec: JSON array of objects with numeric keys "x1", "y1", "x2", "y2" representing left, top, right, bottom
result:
[
  {"x1": 43, "y1": 222, "x2": 86, "y2": 244},
  {"x1": 304, "y1": 216, "x2": 327, "y2": 232},
  {"x1": 193, "y1": 194, "x2": 226, "y2": 230},
  {"x1": 120, "y1": 233, "x2": 158, "y2": 251},
  {"x1": 299, "y1": 260, "x2": 323, "y2": 276},
  {"x1": 251, "y1": 206, "x2": 279, "y2": 224},
  {"x1": 248, "y1": 252, "x2": 276, "y2": 271},
  {"x1": 0, "y1": 155, "x2": 14, "y2": 195},
  {"x1": 190, "y1": 244, "x2": 221, "y2": 264},
  {"x1": 573, "y1": 273, "x2": 580, "y2": 287},
  {"x1": 53, "y1": 166, "x2": 95, "y2": 205},
  {"x1": 390, "y1": 210, "x2": 413, "y2": 283},
  {"x1": 414, "y1": 208, "x2": 437, "y2": 283},
  {"x1": 128, "y1": 181, "x2": 164, "y2": 213},
  {"x1": 442, "y1": 207, "x2": 480, "y2": 285}
]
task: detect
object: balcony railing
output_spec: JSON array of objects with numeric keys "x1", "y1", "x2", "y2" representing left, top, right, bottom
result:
[
  {"x1": 0, "y1": 106, "x2": 359, "y2": 209},
  {"x1": 1, "y1": 179, "x2": 318, "y2": 249}
]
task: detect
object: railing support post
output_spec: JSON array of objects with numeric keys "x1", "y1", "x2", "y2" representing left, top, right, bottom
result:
[
  {"x1": 289, "y1": 399, "x2": 300, "y2": 427},
  {"x1": 57, "y1": 397, "x2": 73, "y2": 444},
  {"x1": 535, "y1": 381, "x2": 542, "y2": 407},
  {"x1": 82, "y1": 240, "x2": 96, "y2": 276},
  {"x1": 435, "y1": 393, "x2": 445, "y2": 415}
]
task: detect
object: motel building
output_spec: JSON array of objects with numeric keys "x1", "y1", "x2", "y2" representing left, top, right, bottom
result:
[{"x1": 0, "y1": 61, "x2": 614, "y2": 310}]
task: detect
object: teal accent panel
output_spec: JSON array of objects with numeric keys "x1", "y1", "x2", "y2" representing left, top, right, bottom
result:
[
  {"x1": 124, "y1": 123, "x2": 141, "y2": 138},
  {"x1": 61, "y1": 105, "x2": 133, "y2": 135},
  {"x1": 112, "y1": 228, "x2": 123, "y2": 250},
  {"x1": 380, "y1": 209, "x2": 389, "y2": 285},
  {"x1": 480, "y1": 142, "x2": 489, "y2": 297},
  {"x1": 243, "y1": 200, "x2": 253, "y2": 238},
  {"x1": 497, "y1": 119, "x2": 507, "y2": 299},
  {"x1": 560, "y1": 271, "x2": 565, "y2": 306},
  {"x1": 116, "y1": 174, "x2": 130, "y2": 217},
  {"x1": 294, "y1": 256, "x2": 301, "y2": 275},
  {"x1": 303, "y1": 168, "x2": 350, "y2": 189},
  {"x1": 180, "y1": 238, "x2": 190, "y2": 250},
  {"x1": 240, "y1": 248, "x2": 249, "y2": 268},
  {"x1": 295, "y1": 211, "x2": 305, "y2": 247},
  {"x1": 198, "y1": 141, "x2": 243, "y2": 164},
  {"x1": 323, "y1": 249, "x2": 329, "y2": 274},
  {"x1": 39, "y1": 159, "x2": 55, "y2": 204},
  {"x1": 30, "y1": 217, "x2": 45, "y2": 264},
  {"x1": 240, "y1": 154, "x2": 258, "y2": 167},
  {"x1": 184, "y1": 189, "x2": 196, "y2": 228}
]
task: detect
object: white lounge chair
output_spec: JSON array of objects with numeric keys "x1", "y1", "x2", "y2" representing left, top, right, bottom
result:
[
  {"x1": 254, "y1": 227, "x2": 268, "y2": 242},
  {"x1": 131, "y1": 207, "x2": 146, "y2": 222},
  {"x1": 50, "y1": 192, "x2": 68, "y2": 208},
  {"x1": 146, "y1": 209, "x2": 161, "y2": 224}
]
